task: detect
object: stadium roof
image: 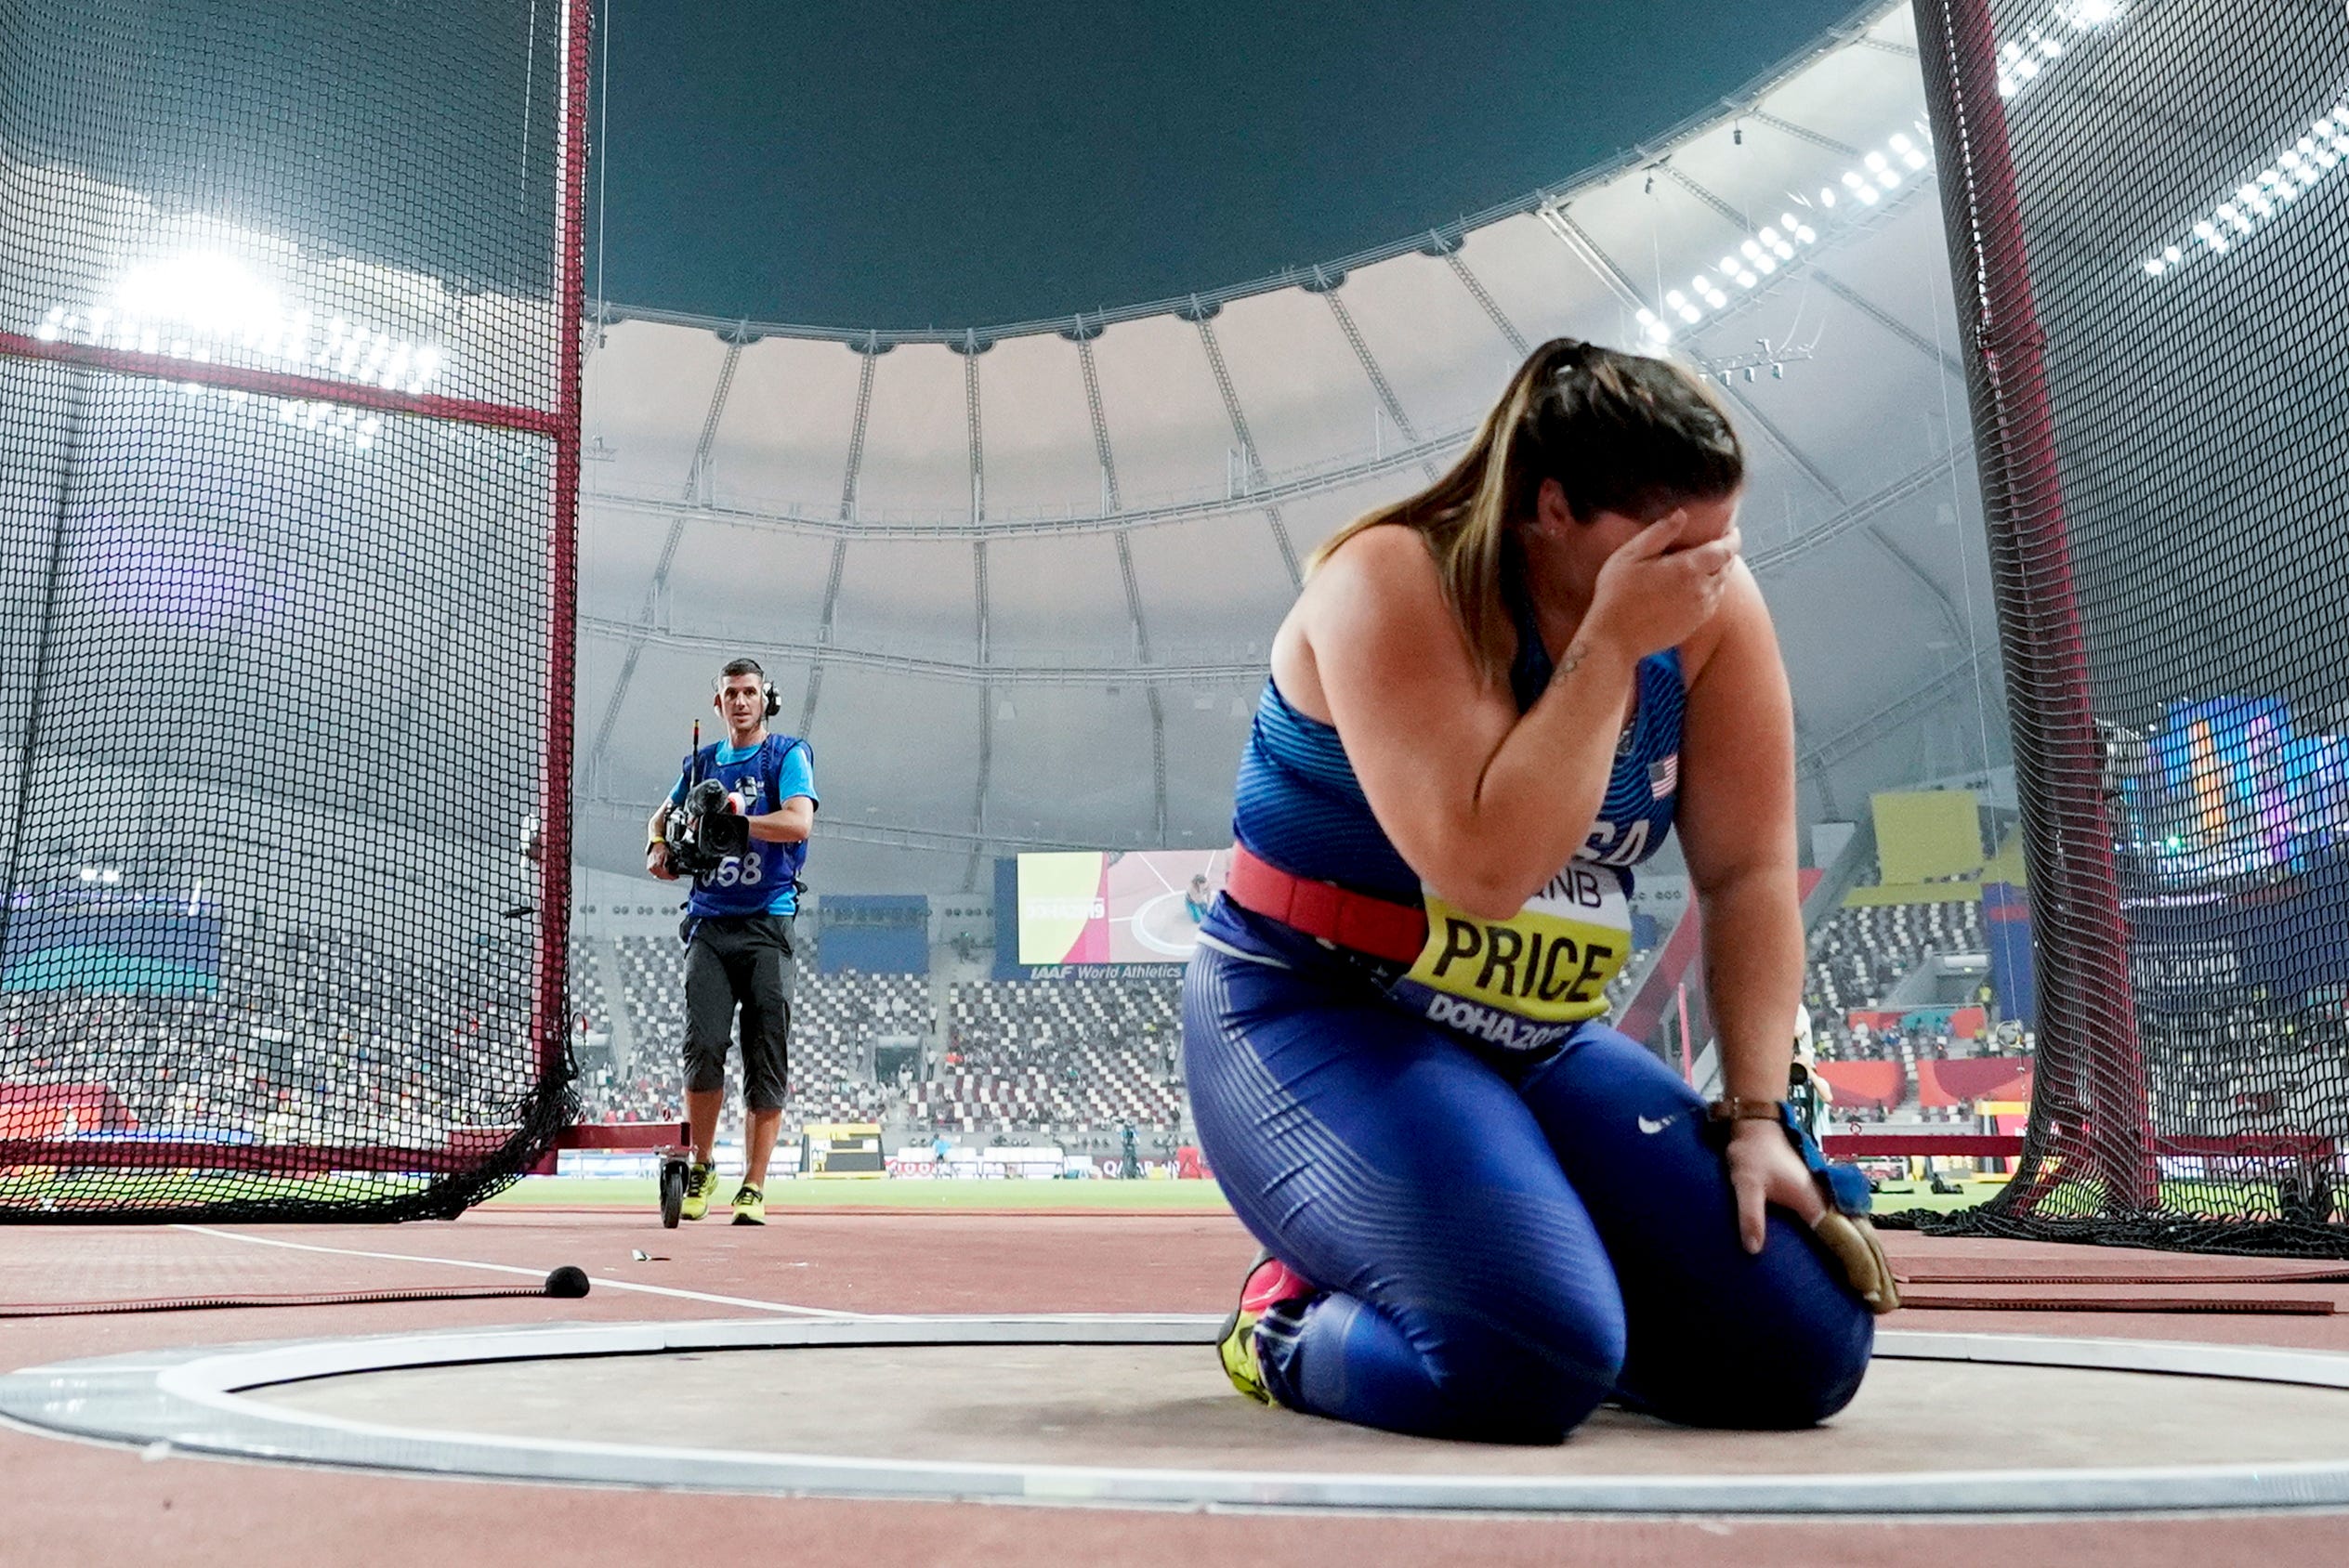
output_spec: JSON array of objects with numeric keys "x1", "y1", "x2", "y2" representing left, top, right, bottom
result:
[{"x1": 578, "y1": 0, "x2": 2011, "y2": 893}]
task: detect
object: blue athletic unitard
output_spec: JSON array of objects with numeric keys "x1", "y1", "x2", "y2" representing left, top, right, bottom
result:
[{"x1": 1183, "y1": 562, "x2": 1873, "y2": 1443}]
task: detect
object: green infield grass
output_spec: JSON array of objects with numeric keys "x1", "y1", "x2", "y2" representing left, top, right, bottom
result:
[{"x1": 484, "y1": 1174, "x2": 1234, "y2": 1211}]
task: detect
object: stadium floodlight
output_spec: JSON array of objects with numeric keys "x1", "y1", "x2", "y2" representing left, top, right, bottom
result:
[
  {"x1": 111, "y1": 252, "x2": 282, "y2": 342},
  {"x1": 1996, "y1": 0, "x2": 2138, "y2": 97},
  {"x1": 45, "y1": 241, "x2": 453, "y2": 421},
  {"x1": 2141, "y1": 104, "x2": 2349, "y2": 278},
  {"x1": 1617, "y1": 90, "x2": 1962, "y2": 346}
]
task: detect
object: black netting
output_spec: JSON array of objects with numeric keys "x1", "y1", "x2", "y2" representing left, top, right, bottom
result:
[
  {"x1": 1908, "y1": 0, "x2": 2349, "y2": 1253},
  {"x1": 0, "y1": 1, "x2": 584, "y2": 1221}
]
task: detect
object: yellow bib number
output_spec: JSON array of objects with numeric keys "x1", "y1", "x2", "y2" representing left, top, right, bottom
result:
[{"x1": 1405, "y1": 863, "x2": 1633, "y2": 1027}]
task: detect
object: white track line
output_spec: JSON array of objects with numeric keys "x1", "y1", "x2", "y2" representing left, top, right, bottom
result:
[{"x1": 174, "y1": 1225, "x2": 864, "y2": 1319}]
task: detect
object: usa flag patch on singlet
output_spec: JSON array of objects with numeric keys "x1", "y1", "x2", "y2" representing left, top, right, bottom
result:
[{"x1": 1649, "y1": 753, "x2": 1679, "y2": 800}]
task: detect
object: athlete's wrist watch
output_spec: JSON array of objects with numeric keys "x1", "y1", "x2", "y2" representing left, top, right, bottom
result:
[{"x1": 1706, "y1": 1095, "x2": 1790, "y2": 1124}]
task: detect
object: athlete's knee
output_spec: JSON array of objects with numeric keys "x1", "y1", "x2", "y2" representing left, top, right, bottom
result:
[
  {"x1": 1750, "y1": 1300, "x2": 1874, "y2": 1427},
  {"x1": 1670, "y1": 1339, "x2": 1870, "y2": 1430},
  {"x1": 1404, "y1": 1287, "x2": 1628, "y2": 1441},
  {"x1": 1641, "y1": 1287, "x2": 1875, "y2": 1430},
  {"x1": 680, "y1": 1050, "x2": 728, "y2": 1095}
]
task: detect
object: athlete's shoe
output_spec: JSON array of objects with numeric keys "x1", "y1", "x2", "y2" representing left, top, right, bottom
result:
[
  {"x1": 1217, "y1": 1248, "x2": 1314, "y2": 1405},
  {"x1": 730, "y1": 1183, "x2": 767, "y2": 1226},
  {"x1": 678, "y1": 1160, "x2": 719, "y2": 1222}
]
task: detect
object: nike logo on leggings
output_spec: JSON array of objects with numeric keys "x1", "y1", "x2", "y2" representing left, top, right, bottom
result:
[{"x1": 1636, "y1": 1114, "x2": 1678, "y2": 1134}]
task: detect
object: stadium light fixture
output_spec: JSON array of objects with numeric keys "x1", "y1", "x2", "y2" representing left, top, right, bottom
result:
[
  {"x1": 31, "y1": 224, "x2": 454, "y2": 445},
  {"x1": 1633, "y1": 112, "x2": 1925, "y2": 350},
  {"x1": 1998, "y1": 1, "x2": 2129, "y2": 98},
  {"x1": 2144, "y1": 101, "x2": 2349, "y2": 279},
  {"x1": 111, "y1": 252, "x2": 281, "y2": 342}
]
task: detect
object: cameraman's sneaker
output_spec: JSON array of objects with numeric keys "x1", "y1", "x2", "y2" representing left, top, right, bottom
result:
[
  {"x1": 730, "y1": 1183, "x2": 767, "y2": 1226},
  {"x1": 678, "y1": 1161, "x2": 719, "y2": 1222},
  {"x1": 1217, "y1": 1248, "x2": 1314, "y2": 1405}
]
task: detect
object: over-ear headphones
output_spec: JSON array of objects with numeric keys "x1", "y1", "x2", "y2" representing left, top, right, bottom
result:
[{"x1": 713, "y1": 666, "x2": 781, "y2": 719}]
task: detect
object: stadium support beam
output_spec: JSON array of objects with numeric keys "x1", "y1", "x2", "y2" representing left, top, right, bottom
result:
[
  {"x1": 967, "y1": 542, "x2": 993, "y2": 895},
  {"x1": 1799, "y1": 646, "x2": 1996, "y2": 776},
  {"x1": 1543, "y1": 198, "x2": 1847, "y2": 506},
  {"x1": 797, "y1": 344, "x2": 879, "y2": 738},
  {"x1": 581, "y1": 442, "x2": 1973, "y2": 687},
  {"x1": 1076, "y1": 332, "x2": 1122, "y2": 513},
  {"x1": 583, "y1": 425, "x2": 1463, "y2": 542},
  {"x1": 582, "y1": 793, "x2": 1109, "y2": 856},
  {"x1": 1805, "y1": 269, "x2": 1967, "y2": 381},
  {"x1": 1721, "y1": 388, "x2": 1846, "y2": 505},
  {"x1": 1656, "y1": 160, "x2": 1967, "y2": 382},
  {"x1": 1075, "y1": 330, "x2": 1170, "y2": 842},
  {"x1": 1747, "y1": 439, "x2": 1974, "y2": 575},
  {"x1": 1441, "y1": 250, "x2": 1531, "y2": 359},
  {"x1": 1114, "y1": 537, "x2": 1169, "y2": 842},
  {"x1": 1308, "y1": 268, "x2": 1440, "y2": 483},
  {"x1": 1863, "y1": 519, "x2": 1970, "y2": 652},
  {"x1": 585, "y1": 337, "x2": 742, "y2": 789},
  {"x1": 1537, "y1": 203, "x2": 1650, "y2": 319},
  {"x1": 1793, "y1": 714, "x2": 1846, "y2": 821},
  {"x1": 1185, "y1": 301, "x2": 1302, "y2": 587},
  {"x1": 967, "y1": 346, "x2": 993, "y2": 894},
  {"x1": 1748, "y1": 109, "x2": 1861, "y2": 158},
  {"x1": 577, "y1": 616, "x2": 1259, "y2": 686}
]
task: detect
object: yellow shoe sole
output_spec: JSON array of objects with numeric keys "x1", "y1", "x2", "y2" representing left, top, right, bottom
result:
[{"x1": 1217, "y1": 1310, "x2": 1274, "y2": 1405}]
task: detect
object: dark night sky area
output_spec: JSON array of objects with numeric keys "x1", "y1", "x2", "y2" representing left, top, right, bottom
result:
[{"x1": 589, "y1": 1, "x2": 1879, "y2": 330}]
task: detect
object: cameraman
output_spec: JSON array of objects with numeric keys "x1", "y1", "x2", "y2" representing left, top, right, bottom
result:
[{"x1": 645, "y1": 658, "x2": 817, "y2": 1226}]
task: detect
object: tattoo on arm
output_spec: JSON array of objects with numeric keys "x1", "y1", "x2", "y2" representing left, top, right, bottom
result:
[{"x1": 1557, "y1": 640, "x2": 1591, "y2": 677}]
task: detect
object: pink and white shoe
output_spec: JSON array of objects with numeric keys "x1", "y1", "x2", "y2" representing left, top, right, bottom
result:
[{"x1": 1216, "y1": 1248, "x2": 1315, "y2": 1405}]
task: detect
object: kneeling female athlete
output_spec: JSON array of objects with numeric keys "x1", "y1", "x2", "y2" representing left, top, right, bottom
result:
[{"x1": 1183, "y1": 337, "x2": 1895, "y2": 1443}]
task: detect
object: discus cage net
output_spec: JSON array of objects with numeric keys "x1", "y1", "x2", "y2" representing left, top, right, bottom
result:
[
  {"x1": 0, "y1": 0, "x2": 586, "y2": 1221},
  {"x1": 1911, "y1": 0, "x2": 2349, "y2": 1254}
]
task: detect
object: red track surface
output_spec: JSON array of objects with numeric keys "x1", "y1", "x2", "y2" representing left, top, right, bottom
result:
[{"x1": 5, "y1": 1212, "x2": 2349, "y2": 1566}]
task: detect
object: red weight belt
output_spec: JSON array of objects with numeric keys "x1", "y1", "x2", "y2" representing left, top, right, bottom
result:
[{"x1": 1223, "y1": 843, "x2": 1427, "y2": 964}]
